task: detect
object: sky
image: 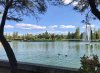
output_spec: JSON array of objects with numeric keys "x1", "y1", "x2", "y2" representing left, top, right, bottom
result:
[{"x1": 1, "y1": 0, "x2": 100, "y2": 35}]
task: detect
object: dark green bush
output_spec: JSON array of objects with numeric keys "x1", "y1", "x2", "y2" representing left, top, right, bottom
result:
[{"x1": 80, "y1": 55, "x2": 100, "y2": 73}]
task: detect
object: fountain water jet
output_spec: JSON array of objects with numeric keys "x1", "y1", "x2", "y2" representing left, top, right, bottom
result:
[
  {"x1": 83, "y1": 23, "x2": 95, "y2": 56},
  {"x1": 83, "y1": 23, "x2": 92, "y2": 44}
]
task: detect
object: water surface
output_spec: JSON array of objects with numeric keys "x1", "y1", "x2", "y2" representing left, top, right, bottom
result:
[{"x1": 0, "y1": 41, "x2": 100, "y2": 68}]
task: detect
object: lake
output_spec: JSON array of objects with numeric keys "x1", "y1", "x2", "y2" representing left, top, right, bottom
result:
[{"x1": 0, "y1": 41, "x2": 100, "y2": 68}]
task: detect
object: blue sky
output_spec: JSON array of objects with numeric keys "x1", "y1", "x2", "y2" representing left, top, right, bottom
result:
[{"x1": 0, "y1": 1, "x2": 100, "y2": 35}]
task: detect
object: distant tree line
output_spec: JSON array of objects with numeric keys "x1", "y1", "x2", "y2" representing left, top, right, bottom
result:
[{"x1": 4, "y1": 27, "x2": 100, "y2": 41}]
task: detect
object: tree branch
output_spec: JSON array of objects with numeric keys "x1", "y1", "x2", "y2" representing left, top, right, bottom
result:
[
  {"x1": 88, "y1": 0, "x2": 100, "y2": 20},
  {"x1": 7, "y1": 16, "x2": 22, "y2": 22}
]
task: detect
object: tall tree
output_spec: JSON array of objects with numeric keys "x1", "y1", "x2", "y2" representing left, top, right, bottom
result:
[
  {"x1": 0, "y1": 0, "x2": 46, "y2": 73},
  {"x1": 75, "y1": 27, "x2": 80, "y2": 39},
  {"x1": 97, "y1": 29, "x2": 100, "y2": 39},
  {"x1": 67, "y1": 32, "x2": 71, "y2": 39}
]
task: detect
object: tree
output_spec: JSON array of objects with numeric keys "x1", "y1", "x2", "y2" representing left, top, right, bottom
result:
[
  {"x1": 92, "y1": 30, "x2": 96, "y2": 41},
  {"x1": 0, "y1": 0, "x2": 47, "y2": 73},
  {"x1": 91, "y1": 30, "x2": 93, "y2": 40},
  {"x1": 71, "y1": 0, "x2": 100, "y2": 21},
  {"x1": 75, "y1": 27, "x2": 80, "y2": 39},
  {"x1": 67, "y1": 32, "x2": 71, "y2": 39},
  {"x1": 97, "y1": 29, "x2": 100, "y2": 39},
  {"x1": 1, "y1": 0, "x2": 100, "y2": 73},
  {"x1": 96, "y1": 31, "x2": 99, "y2": 39},
  {"x1": 51, "y1": 34, "x2": 55, "y2": 40},
  {"x1": 80, "y1": 33, "x2": 83, "y2": 39},
  {"x1": 43, "y1": 31, "x2": 50, "y2": 39},
  {"x1": 80, "y1": 55, "x2": 100, "y2": 73},
  {"x1": 88, "y1": 0, "x2": 100, "y2": 20}
]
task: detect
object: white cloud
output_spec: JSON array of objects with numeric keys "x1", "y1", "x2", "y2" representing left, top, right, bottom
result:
[
  {"x1": 16, "y1": 23, "x2": 46, "y2": 30},
  {"x1": 91, "y1": 25, "x2": 95, "y2": 28},
  {"x1": 82, "y1": 24, "x2": 95, "y2": 28},
  {"x1": 62, "y1": 0, "x2": 78, "y2": 6},
  {"x1": 62, "y1": 0, "x2": 73, "y2": 5},
  {"x1": 72, "y1": 1, "x2": 78, "y2": 6},
  {"x1": 60, "y1": 25, "x2": 75, "y2": 29},
  {"x1": 49, "y1": 25, "x2": 58, "y2": 29},
  {"x1": 4, "y1": 25, "x2": 14, "y2": 29}
]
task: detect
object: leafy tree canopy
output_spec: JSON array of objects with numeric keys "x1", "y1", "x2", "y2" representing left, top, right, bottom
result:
[
  {"x1": 68, "y1": 0, "x2": 100, "y2": 22},
  {"x1": 0, "y1": 0, "x2": 47, "y2": 22}
]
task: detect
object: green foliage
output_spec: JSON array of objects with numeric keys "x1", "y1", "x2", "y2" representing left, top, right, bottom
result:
[
  {"x1": 0, "y1": 0, "x2": 47, "y2": 21},
  {"x1": 4, "y1": 27, "x2": 100, "y2": 41},
  {"x1": 67, "y1": 32, "x2": 71, "y2": 39},
  {"x1": 80, "y1": 55, "x2": 100, "y2": 73},
  {"x1": 72, "y1": 0, "x2": 100, "y2": 24},
  {"x1": 51, "y1": 34, "x2": 55, "y2": 40},
  {"x1": 75, "y1": 27, "x2": 80, "y2": 39}
]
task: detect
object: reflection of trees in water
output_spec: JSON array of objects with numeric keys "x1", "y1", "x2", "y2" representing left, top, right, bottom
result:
[
  {"x1": 97, "y1": 44, "x2": 100, "y2": 49},
  {"x1": 90, "y1": 45, "x2": 94, "y2": 55},
  {"x1": 11, "y1": 41, "x2": 20, "y2": 54},
  {"x1": 12, "y1": 41, "x2": 33, "y2": 50},
  {"x1": 67, "y1": 42, "x2": 81, "y2": 54},
  {"x1": 65, "y1": 42, "x2": 71, "y2": 56},
  {"x1": 43, "y1": 42, "x2": 50, "y2": 58},
  {"x1": 75, "y1": 43, "x2": 80, "y2": 53},
  {"x1": 43, "y1": 42, "x2": 55, "y2": 51},
  {"x1": 45, "y1": 42, "x2": 48, "y2": 51},
  {"x1": 24, "y1": 42, "x2": 33, "y2": 49},
  {"x1": 12, "y1": 41, "x2": 18, "y2": 49},
  {"x1": 68, "y1": 42, "x2": 70, "y2": 50},
  {"x1": 50, "y1": 42, "x2": 55, "y2": 49},
  {"x1": 85, "y1": 44, "x2": 95, "y2": 56}
]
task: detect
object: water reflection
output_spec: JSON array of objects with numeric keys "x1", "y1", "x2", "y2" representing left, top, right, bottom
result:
[
  {"x1": 75, "y1": 43, "x2": 80, "y2": 53},
  {"x1": 44, "y1": 42, "x2": 49, "y2": 51},
  {"x1": 1, "y1": 41, "x2": 100, "y2": 68},
  {"x1": 12, "y1": 41, "x2": 18, "y2": 49},
  {"x1": 85, "y1": 43, "x2": 96, "y2": 57}
]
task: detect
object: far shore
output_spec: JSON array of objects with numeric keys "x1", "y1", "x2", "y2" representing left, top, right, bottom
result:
[{"x1": 7, "y1": 39, "x2": 100, "y2": 42}]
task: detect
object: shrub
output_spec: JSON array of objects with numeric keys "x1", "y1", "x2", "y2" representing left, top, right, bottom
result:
[{"x1": 80, "y1": 55, "x2": 100, "y2": 73}]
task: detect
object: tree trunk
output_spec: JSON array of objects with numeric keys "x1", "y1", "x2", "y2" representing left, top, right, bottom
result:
[
  {"x1": 0, "y1": 1, "x2": 17, "y2": 73},
  {"x1": 0, "y1": 35, "x2": 17, "y2": 73},
  {"x1": 88, "y1": 0, "x2": 100, "y2": 20}
]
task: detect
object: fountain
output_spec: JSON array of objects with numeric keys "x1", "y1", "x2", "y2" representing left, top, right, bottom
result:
[
  {"x1": 83, "y1": 23, "x2": 95, "y2": 56},
  {"x1": 83, "y1": 23, "x2": 92, "y2": 44}
]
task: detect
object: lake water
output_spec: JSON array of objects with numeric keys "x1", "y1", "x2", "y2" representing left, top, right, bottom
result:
[{"x1": 0, "y1": 41, "x2": 100, "y2": 68}]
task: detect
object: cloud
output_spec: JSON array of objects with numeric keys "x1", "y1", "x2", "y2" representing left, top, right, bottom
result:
[
  {"x1": 72, "y1": 1, "x2": 78, "y2": 6},
  {"x1": 62, "y1": 0, "x2": 73, "y2": 5},
  {"x1": 62, "y1": 0, "x2": 78, "y2": 6},
  {"x1": 82, "y1": 24, "x2": 95, "y2": 28},
  {"x1": 4, "y1": 25, "x2": 14, "y2": 29},
  {"x1": 16, "y1": 23, "x2": 46, "y2": 30},
  {"x1": 60, "y1": 25, "x2": 75, "y2": 29},
  {"x1": 49, "y1": 25, "x2": 58, "y2": 29}
]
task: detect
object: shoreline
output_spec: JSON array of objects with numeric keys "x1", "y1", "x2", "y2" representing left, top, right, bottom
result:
[
  {"x1": 8, "y1": 40, "x2": 100, "y2": 42},
  {"x1": 0, "y1": 59, "x2": 79, "y2": 73}
]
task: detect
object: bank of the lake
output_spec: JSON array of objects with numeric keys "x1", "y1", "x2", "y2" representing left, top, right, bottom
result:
[{"x1": 8, "y1": 39, "x2": 100, "y2": 42}]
